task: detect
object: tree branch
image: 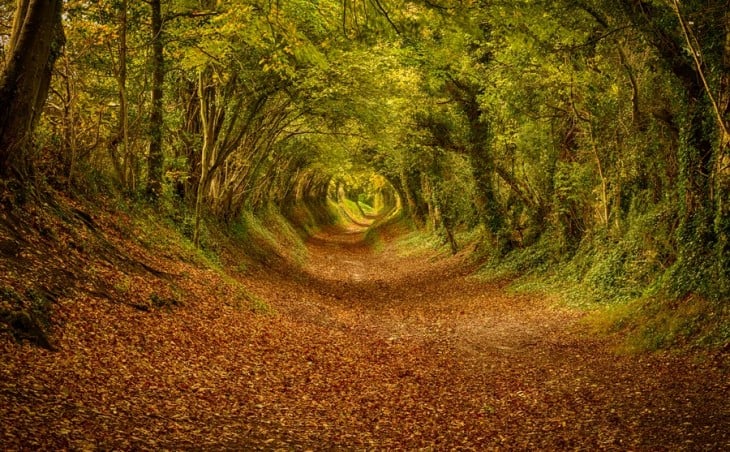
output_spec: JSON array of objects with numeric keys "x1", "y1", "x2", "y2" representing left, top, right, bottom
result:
[
  {"x1": 369, "y1": 0, "x2": 400, "y2": 34},
  {"x1": 164, "y1": 10, "x2": 218, "y2": 22},
  {"x1": 671, "y1": 0, "x2": 729, "y2": 145}
]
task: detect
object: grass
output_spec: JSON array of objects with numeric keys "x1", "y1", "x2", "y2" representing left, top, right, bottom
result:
[
  {"x1": 228, "y1": 208, "x2": 309, "y2": 269},
  {"x1": 470, "y1": 227, "x2": 730, "y2": 353},
  {"x1": 490, "y1": 261, "x2": 730, "y2": 354},
  {"x1": 259, "y1": 207, "x2": 309, "y2": 263},
  {"x1": 394, "y1": 229, "x2": 447, "y2": 257},
  {"x1": 585, "y1": 295, "x2": 730, "y2": 352},
  {"x1": 333, "y1": 197, "x2": 370, "y2": 227},
  {"x1": 248, "y1": 294, "x2": 274, "y2": 315},
  {"x1": 473, "y1": 232, "x2": 557, "y2": 285}
]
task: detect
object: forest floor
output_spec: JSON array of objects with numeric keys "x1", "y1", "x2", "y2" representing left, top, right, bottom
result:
[{"x1": 1, "y1": 210, "x2": 729, "y2": 450}]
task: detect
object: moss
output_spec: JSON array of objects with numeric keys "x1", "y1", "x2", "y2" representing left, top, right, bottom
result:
[{"x1": 0, "y1": 287, "x2": 55, "y2": 350}]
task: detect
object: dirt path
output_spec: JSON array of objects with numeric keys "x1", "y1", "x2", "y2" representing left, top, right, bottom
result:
[
  {"x1": 1, "y1": 225, "x2": 728, "y2": 449},
  {"x1": 240, "y1": 225, "x2": 730, "y2": 449}
]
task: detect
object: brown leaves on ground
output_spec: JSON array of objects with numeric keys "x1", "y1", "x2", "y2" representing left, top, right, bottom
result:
[{"x1": 1, "y1": 210, "x2": 729, "y2": 450}]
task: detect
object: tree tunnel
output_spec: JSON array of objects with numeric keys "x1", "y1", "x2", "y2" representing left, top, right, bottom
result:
[
  {"x1": 1, "y1": 0, "x2": 728, "y2": 297},
  {"x1": 284, "y1": 160, "x2": 402, "y2": 233}
]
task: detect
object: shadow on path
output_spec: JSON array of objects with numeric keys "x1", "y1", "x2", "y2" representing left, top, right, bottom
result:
[{"x1": 255, "y1": 222, "x2": 730, "y2": 450}]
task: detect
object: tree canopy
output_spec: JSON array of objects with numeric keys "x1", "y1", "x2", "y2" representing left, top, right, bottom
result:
[{"x1": 1, "y1": 0, "x2": 729, "y2": 301}]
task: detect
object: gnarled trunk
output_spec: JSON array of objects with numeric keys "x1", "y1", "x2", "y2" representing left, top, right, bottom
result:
[{"x1": 0, "y1": 0, "x2": 65, "y2": 179}]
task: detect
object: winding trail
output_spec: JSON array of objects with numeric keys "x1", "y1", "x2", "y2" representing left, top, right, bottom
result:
[
  {"x1": 242, "y1": 224, "x2": 730, "y2": 449},
  {"x1": 1, "y1": 223, "x2": 728, "y2": 449}
]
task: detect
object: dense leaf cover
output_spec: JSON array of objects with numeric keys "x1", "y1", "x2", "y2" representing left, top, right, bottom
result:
[
  {"x1": 1, "y1": 208, "x2": 728, "y2": 448},
  {"x1": 2, "y1": 0, "x2": 727, "y2": 299}
]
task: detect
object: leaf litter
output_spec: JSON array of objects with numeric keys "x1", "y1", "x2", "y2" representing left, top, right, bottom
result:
[{"x1": 1, "y1": 209, "x2": 729, "y2": 450}]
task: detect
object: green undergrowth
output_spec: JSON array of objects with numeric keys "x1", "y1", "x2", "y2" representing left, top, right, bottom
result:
[
  {"x1": 113, "y1": 199, "x2": 223, "y2": 270},
  {"x1": 229, "y1": 208, "x2": 308, "y2": 270},
  {"x1": 286, "y1": 200, "x2": 341, "y2": 237},
  {"x1": 388, "y1": 220, "x2": 485, "y2": 258},
  {"x1": 358, "y1": 200, "x2": 376, "y2": 216},
  {"x1": 141, "y1": 210, "x2": 282, "y2": 315},
  {"x1": 473, "y1": 226, "x2": 729, "y2": 353},
  {"x1": 361, "y1": 226, "x2": 385, "y2": 251},
  {"x1": 473, "y1": 226, "x2": 576, "y2": 288},
  {"x1": 394, "y1": 226, "x2": 457, "y2": 258},
  {"x1": 395, "y1": 230, "x2": 443, "y2": 256},
  {"x1": 336, "y1": 197, "x2": 372, "y2": 227},
  {"x1": 586, "y1": 295, "x2": 730, "y2": 352}
]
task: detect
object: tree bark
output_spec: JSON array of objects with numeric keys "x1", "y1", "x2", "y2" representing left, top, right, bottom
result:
[
  {"x1": 0, "y1": 0, "x2": 65, "y2": 179},
  {"x1": 146, "y1": 0, "x2": 165, "y2": 198},
  {"x1": 118, "y1": 0, "x2": 131, "y2": 188},
  {"x1": 193, "y1": 69, "x2": 213, "y2": 247},
  {"x1": 446, "y1": 77, "x2": 505, "y2": 245}
]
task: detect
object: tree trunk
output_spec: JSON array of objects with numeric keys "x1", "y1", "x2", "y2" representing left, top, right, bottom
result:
[
  {"x1": 118, "y1": 0, "x2": 131, "y2": 189},
  {"x1": 193, "y1": 70, "x2": 213, "y2": 247},
  {"x1": 146, "y1": 0, "x2": 165, "y2": 199},
  {"x1": 448, "y1": 78, "x2": 505, "y2": 245},
  {"x1": 717, "y1": 10, "x2": 730, "y2": 295},
  {"x1": 387, "y1": 174, "x2": 409, "y2": 218},
  {"x1": 0, "y1": 0, "x2": 65, "y2": 179}
]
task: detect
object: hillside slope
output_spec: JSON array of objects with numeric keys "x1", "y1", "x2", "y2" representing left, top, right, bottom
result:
[{"x1": 1, "y1": 196, "x2": 728, "y2": 449}]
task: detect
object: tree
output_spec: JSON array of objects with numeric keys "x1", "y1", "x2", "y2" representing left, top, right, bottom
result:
[
  {"x1": 145, "y1": 0, "x2": 164, "y2": 199},
  {"x1": 607, "y1": 0, "x2": 730, "y2": 297},
  {"x1": 0, "y1": 0, "x2": 65, "y2": 180}
]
